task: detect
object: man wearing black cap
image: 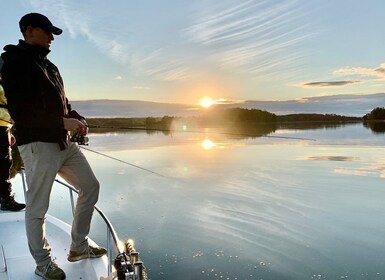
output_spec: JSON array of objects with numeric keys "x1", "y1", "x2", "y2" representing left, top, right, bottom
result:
[{"x1": 0, "y1": 13, "x2": 106, "y2": 280}]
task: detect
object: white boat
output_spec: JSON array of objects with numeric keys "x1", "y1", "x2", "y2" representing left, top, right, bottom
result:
[{"x1": 0, "y1": 172, "x2": 147, "y2": 280}]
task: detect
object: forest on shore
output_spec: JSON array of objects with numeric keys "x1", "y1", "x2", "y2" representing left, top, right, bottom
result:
[{"x1": 86, "y1": 107, "x2": 364, "y2": 133}]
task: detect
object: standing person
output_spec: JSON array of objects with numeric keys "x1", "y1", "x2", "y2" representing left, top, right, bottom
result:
[
  {"x1": 1, "y1": 13, "x2": 106, "y2": 280},
  {"x1": 0, "y1": 79, "x2": 25, "y2": 211}
]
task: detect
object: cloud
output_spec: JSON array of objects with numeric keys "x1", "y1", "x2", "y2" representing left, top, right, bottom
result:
[
  {"x1": 137, "y1": 59, "x2": 192, "y2": 81},
  {"x1": 299, "y1": 80, "x2": 360, "y2": 88},
  {"x1": 114, "y1": 76, "x2": 122, "y2": 80},
  {"x1": 28, "y1": 0, "x2": 132, "y2": 64},
  {"x1": 27, "y1": 0, "x2": 316, "y2": 83},
  {"x1": 299, "y1": 63, "x2": 385, "y2": 90},
  {"x1": 334, "y1": 63, "x2": 385, "y2": 80},
  {"x1": 184, "y1": 0, "x2": 315, "y2": 78},
  {"x1": 131, "y1": 86, "x2": 151, "y2": 90},
  {"x1": 215, "y1": 98, "x2": 244, "y2": 105}
]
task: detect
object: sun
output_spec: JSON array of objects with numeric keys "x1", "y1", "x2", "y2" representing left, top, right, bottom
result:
[
  {"x1": 199, "y1": 97, "x2": 215, "y2": 108},
  {"x1": 201, "y1": 139, "x2": 216, "y2": 150}
]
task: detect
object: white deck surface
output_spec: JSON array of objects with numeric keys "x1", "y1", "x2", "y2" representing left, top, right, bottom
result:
[{"x1": 0, "y1": 210, "x2": 109, "y2": 280}]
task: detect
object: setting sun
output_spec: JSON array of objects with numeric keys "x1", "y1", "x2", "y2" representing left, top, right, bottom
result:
[
  {"x1": 199, "y1": 97, "x2": 215, "y2": 108},
  {"x1": 201, "y1": 139, "x2": 216, "y2": 150}
]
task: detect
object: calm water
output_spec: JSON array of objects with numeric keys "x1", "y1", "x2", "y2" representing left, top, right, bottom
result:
[{"x1": 11, "y1": 123, "x2": 385, "y2": 279}]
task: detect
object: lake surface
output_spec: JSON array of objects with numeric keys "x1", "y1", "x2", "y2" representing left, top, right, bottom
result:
[{"x1": 11, "y1": 122, "x2": 385, "y2": 279}]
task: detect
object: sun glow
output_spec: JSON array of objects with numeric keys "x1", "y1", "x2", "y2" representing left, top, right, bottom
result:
[
  {"x1": 199, "y1": 97, "x2": 215, "y2": 108},
  {"x1": 201, "y1": 139, "x2": 216, "y2": 150}
]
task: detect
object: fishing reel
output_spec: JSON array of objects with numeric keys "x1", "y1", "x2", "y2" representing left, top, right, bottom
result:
[
  {"x1": 112, "y1": 239, "x2": 145, "y2": 280},
  {"x1": 70, "y1": 133, "x2": 89, "y2": 145},
  {"x1": 114, "y1": 252, "x2": 143, "y2": 280}
]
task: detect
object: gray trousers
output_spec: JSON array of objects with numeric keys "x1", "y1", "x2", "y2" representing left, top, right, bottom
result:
[{"x1": 18, "y1": 141, "x2": 100, "y2": 266}]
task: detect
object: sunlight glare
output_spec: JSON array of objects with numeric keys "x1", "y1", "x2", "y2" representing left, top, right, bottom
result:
[
  {"x1": 199, "y1": 97, "x2": 215, "y2": 108},
  {"x1": 201, "y1": 139, "x2": 216, "y2": 150}
]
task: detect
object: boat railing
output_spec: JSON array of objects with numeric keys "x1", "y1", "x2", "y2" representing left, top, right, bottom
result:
[
  {"x1": 52, "y1": 178, "x2": 120, "y2": 275},
  {"x1": 19, "y1": 170, "x2": 147, "y2": 280}
]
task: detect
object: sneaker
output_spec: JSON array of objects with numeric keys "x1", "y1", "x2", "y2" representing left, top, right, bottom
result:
[
  {"x1": 67, "y1": 245, "x2": 107, "y2": 262},
  {"x1": 35, "y1": 261, "x2": 66, "y2": 280},
  {"x1": 0, "y1": 195, "x2": 25, "y2": 211}
]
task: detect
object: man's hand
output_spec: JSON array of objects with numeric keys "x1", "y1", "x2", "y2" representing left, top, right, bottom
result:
[
  {"x1": 10, "y1": 134, "x2": 16, "y2": 146},
  {"x1": 79, "y1": 118, "x2": 89, "y2": 136},
  {"x1": 63, "y1": 118, "x2": 88, "y2": 135}
]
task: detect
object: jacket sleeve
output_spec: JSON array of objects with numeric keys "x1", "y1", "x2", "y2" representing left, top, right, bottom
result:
[
  {"x1": 1, "y1": 57, "x2": 64, "y2": 129},
  {"x1": 67, "y1": 99, "x2": 85, "y2": 120}
]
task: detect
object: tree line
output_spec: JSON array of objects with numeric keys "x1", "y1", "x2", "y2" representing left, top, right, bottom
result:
[
  {"x1": 363, "y1": 107, "x2": 385, "y2": 121},
  {"x1": 86, "y1": 108, "x2": 363, "y2": 131}
]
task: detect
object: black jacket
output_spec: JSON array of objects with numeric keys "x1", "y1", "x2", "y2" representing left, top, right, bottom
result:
[{"x1": 0, "y1": 40, "x2": 83, "y2": 149}]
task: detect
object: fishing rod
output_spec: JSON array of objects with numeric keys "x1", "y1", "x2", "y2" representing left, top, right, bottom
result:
[
  {"x1": 86, "y1": 124, "x2": 316, "y2": 141},
  {"x1": 79, "y1": 146, "x2": 169, "y2": 179}
]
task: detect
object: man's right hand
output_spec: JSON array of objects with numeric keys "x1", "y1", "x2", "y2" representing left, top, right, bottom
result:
[{"x1": 63, "y1": 118, "x2": 87, "y2": 135}]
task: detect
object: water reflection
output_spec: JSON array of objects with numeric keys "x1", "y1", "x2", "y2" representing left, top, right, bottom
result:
[
  {"x1": 335, "y1": 158, "x2": 385, "y2": 178},
  {"x1": 363, "y1": 120, "x2": 385, "y2": 134},
  {"x1": 91, "y1": 122, "x2": 279, "y2": 140},
  {"x1": 278, "y1": 121, "x2": 361, "y2": 130},
  {"x1": 11, "y1": 122, "x2": 385, "y2": 280},
  {"x1": 303, "y1": 155, "x2": 358, "y2": 162}
]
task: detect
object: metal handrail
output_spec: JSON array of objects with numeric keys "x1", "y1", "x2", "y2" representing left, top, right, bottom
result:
[
  {"x1": 20, "y1": 170, "x2": 122, "y2": 276},
  {"x1": 53, "y1": 178, "x2": 148, "y2": 279},
  {"x1": 20, "y1": 170, "x2": 147, "y2": 279},
  {"x1": 53, "y1": 178, "x2": 123, "y2": 275}
]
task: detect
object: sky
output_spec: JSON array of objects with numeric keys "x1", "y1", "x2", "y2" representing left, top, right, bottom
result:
[{"x1": 1, "y1": 0, "x2": 385, "y2": 108}]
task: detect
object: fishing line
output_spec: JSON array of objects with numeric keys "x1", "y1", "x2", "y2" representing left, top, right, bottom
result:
[
  {"x1": 79, "y1": 124, "x2": 315, "y2": 179},
  {"x1": 87, "y1": 124, "x2": 316, "y2": 141},
  {"x1": 80, "y1": 146, "x2": 169, "y2": 179}
]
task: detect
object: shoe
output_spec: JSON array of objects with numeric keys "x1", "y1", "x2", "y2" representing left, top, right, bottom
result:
[
  {"x1": 35, "y1": 261, "x2": 66, "y2": 280},
  {"x1": 0, "y1": 195, "x2": 25, "y2": 211},
  {"x1": 67, "y1": 245, "x2": 107, "y2": 262}
]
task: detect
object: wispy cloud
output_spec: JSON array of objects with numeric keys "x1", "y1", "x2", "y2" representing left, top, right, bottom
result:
[
  {"x1": 334, "y1": 63, "x2": 385, "y2": 80},
  {"x1": 184, "y1": 0, "x2": 315, "y2": 77},
  {"x1": 299, "y1": 80, "x2": 360, "y2": 88},
  {"x1": 299, "y1": 62, "x2": 385, "y2": 90},
  {"x1": 29, "y1": 0, "x2": 316, "y2": 83},
  {"x1": 132, "y1": 50, "x2": 193, "y2": 81},
  {"x1": 28, "y1": 0, "x2": 132, "y2": 64},
  {"x1": 214, "y1": 98, "x2": 243, "y2": 105},
  {"x1": 131, "y1": 85, "x2": 151, "y2": 90}
]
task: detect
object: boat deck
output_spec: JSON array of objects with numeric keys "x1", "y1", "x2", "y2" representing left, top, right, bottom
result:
[{"x1": 0, "y1": 210, "x2": 108, "y2": 280}]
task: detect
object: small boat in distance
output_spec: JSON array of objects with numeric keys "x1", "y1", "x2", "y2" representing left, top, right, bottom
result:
[{"x1": 0, "y1": 171, "x2": 148, "y2": 280}]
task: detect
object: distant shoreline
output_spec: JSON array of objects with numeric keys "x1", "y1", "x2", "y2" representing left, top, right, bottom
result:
[
  {"x1": 86, "y1": 113, "x2": 363, "y2": 135},
  {"x1": 72, "y1": 95, "x2": 384, "y2": 118}
]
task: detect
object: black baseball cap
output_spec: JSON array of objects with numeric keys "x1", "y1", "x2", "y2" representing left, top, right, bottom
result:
[{"x1": 19, "y1": 13, "x2": 63, "y2": 35}]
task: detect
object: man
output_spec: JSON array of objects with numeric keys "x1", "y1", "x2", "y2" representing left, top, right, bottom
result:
[
  {"x1": 1, "y1": 13, "x2": 106, "y2": 280},
  {"x1": 0, "y1": 79, "x2": 25, "y2": 211}
]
